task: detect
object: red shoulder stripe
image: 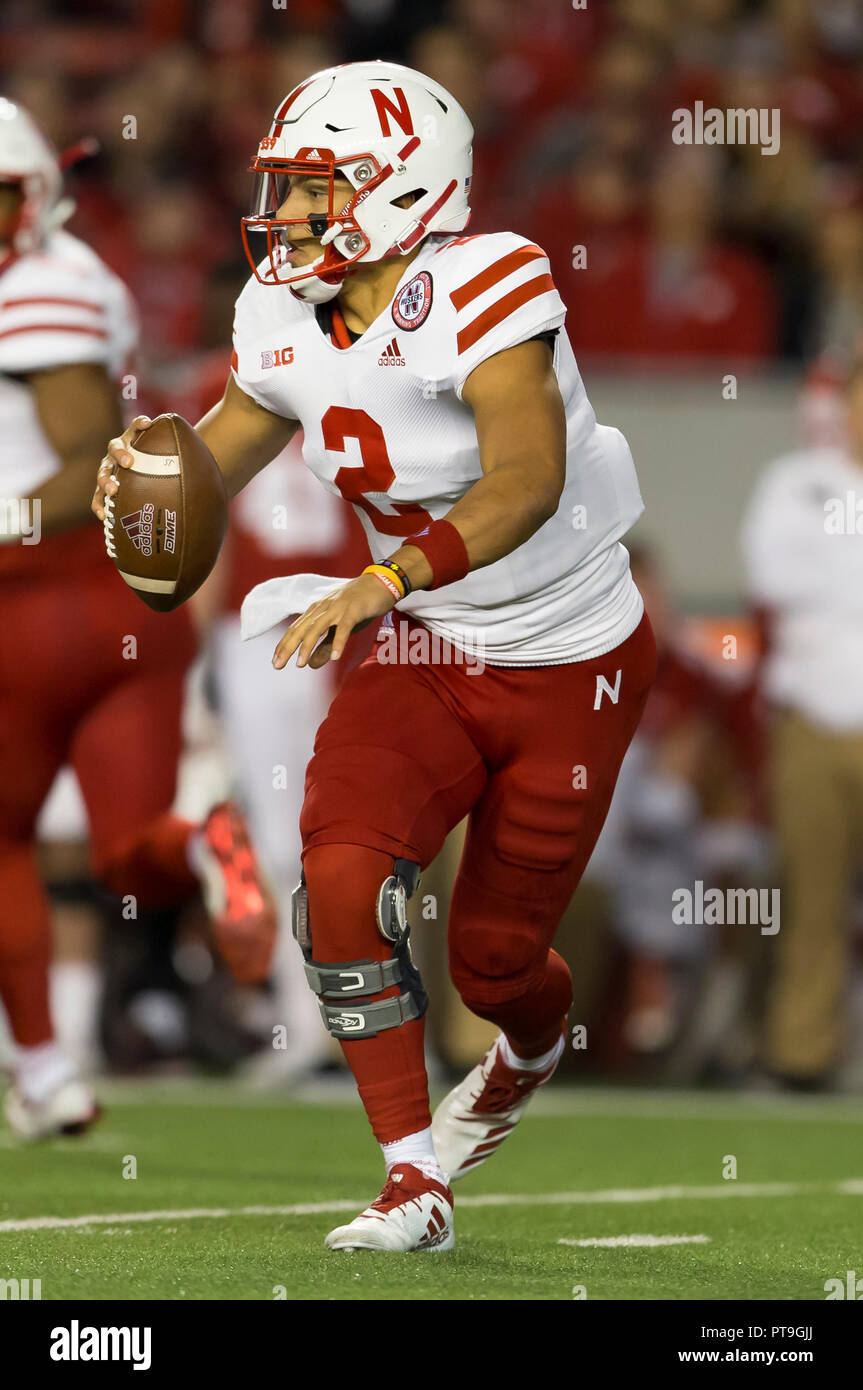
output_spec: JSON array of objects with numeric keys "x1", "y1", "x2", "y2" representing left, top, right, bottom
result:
[
  {"x1": 2, "y1": 296, "x2": 104, "y2": 313},
  {"x1": 456, "y1": 272, "x2": 555, "y2": 355},
  {"x1": 0, "y1": 322, "x2": 108, "y2": 341},
  {"x1": 450, "y1": 244, "x2": 545, "y2": 311}
]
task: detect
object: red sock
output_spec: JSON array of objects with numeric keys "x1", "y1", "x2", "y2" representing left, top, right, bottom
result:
[
  {"x1": 0, "y1": 842, "x2": 53, "y2": 1046},
  {"x1": 304, "y1": 844, "x2": 430, "y2": 1144}
]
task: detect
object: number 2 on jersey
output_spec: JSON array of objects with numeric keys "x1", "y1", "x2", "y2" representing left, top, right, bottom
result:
[{"x1": 322, "y1": 406, "x2": 433, "y2": 536}]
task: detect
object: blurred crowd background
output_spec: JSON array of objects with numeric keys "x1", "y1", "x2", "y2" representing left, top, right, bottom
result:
[
  {"x1": 4, "y1": 0, "x2": 863, "y2": 372},
  {"x1": 3, "y1": 0, "x2": 863, "y2": 1095}
]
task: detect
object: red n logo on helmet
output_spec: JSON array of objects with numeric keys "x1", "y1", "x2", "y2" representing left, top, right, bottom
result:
[{"x1": 371, "y1": 87, "x2": 414, "y2": 138}]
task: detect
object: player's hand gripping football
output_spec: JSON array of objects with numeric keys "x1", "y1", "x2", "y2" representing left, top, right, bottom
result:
[
  {"x1": 91, "y1": 415, "x2": 152, "y2": 521},
  {"x1": 273, "y1": 574, "x2": 398, "y2": 670}
]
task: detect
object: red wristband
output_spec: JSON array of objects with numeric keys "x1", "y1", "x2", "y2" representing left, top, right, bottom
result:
[{"x1": 403, "y1": 519, "x2": 470, "y2": 591}]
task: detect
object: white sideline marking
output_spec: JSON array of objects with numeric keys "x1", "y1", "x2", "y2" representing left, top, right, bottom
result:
[
  {"x1": 559, "y1": 1234, "x2": 711, "y2": 1248},
  {"x1": 1, "y1": 1177, "x2": 861, "y2": 1234},
  {"x1": 460, "y1": 1181, "x2": 803, "y2": 1206}
]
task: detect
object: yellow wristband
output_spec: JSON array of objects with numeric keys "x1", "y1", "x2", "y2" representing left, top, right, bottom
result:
[{"x1": 362, "y1": 564, "x2": 404, "y2": 601}]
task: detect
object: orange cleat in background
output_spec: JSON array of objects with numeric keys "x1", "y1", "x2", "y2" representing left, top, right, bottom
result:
[{"x1": 191, "y1": 802, "x2": 278, "y2": 985}]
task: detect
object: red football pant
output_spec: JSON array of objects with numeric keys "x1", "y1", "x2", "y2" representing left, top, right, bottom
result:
[
  {"x1": 300, "y1": 611, "x2": 657, "y2": 1143},
  {"x1": 0, "y1": 540, "x2": 199, "y2": 1047}
]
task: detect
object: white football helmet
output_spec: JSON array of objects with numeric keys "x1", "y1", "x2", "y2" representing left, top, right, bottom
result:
[
  {"x1": 241, "y1": 60, "x2": 474, "y2": 302},
  {"x1": 0, "y1": 97, "x2": 73, "y2": 253}
]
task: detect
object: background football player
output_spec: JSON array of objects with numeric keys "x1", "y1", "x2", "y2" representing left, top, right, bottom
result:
[
  {"x1": 95, "y1": 61, "x2": 656, "y2": 1252},
  {"x1": 0, "y1": 99, "x2": 276, "y2": 1138}
]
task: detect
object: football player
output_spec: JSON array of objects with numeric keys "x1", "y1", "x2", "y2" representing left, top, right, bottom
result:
[
  {"x1": 95, "y1": 62, "x2": 656, "y2": 1249},
  {"x1": 0, "y1": 99, "x2": 276, "y2": 1138}
]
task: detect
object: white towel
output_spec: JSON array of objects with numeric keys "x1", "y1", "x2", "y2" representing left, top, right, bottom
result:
[{"x1": 240, "y1": 573, "x2": 349, "y2": 642}]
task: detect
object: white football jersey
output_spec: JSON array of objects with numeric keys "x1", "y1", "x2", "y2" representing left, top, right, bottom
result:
[
  {"x1": 0, "y1": 230, "x2": 138, "y2": 499},
  {"x1": 232, "y1": 231, "x2": 644, "y2": 665},
  {"x1": 742, "y1": 445, "x2": 863, "y2": 729}
]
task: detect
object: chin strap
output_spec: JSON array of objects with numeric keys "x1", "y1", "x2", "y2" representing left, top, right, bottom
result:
[{"x1": 290, "y1": 257, "x2": 345, "y2": 302}]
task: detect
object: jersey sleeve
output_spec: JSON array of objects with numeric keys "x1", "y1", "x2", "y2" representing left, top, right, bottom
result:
[
  {"x1": 438, "y1": 234, "x2": 567, "y2": 399},
  {"x1": 230, "y1": 270, "x2": 281, "y2": 412},
  {"x1": 0, "y1": 256, "x2": 116, "y2": 375}
]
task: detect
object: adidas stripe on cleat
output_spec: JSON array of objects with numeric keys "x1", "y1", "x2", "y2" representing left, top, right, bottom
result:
[
  {"x1": 431, "y1": 1027, "x2": 566, "y2": 1182},
  {"x1": 324, "y1": 1163, "x2": 454, "y2": 1252}
]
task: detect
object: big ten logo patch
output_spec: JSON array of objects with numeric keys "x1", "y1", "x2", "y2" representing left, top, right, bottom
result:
[{"x1": 261, "y1": 347, "x2": 294, "y2": 369}]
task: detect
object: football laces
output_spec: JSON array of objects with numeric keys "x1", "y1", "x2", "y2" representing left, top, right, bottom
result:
[{"x1": 102, "y1": 488, "x2": 116, "y2": 558}]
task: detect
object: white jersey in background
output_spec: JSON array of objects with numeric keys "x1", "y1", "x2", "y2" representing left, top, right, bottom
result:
[
  {"x1": 233, "y1": 231, "x2": 645, "y2": 666},
  {"x1": 0, "y1": 229, "x2": 138, "y2": 499},
  {"x1": 742, "y1": 445, "x2": 863, "y2": 731}
]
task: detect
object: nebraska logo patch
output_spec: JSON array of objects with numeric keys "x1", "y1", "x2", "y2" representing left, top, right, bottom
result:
[{"x1": 392, "y1": 271, "x2": 432, "y2": 331}]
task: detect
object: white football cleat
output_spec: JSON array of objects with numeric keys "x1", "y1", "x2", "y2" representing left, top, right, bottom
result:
[
  {"x1": 432, "y1": 1029, "x2": 565, "y2": 1182},
  {"x1": 325, "y1": 1163, "x2": 454, "y2": 1252},
  {"x1": 3, "y1": 1077, "x2": 101, "y2": 1141}
]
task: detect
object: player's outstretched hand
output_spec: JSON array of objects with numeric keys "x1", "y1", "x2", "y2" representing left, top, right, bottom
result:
[
  {"x1": 273, "y1": 573, "x2": 398, "y2": 670},
  {"x1": 91, "y1": 415, "x2": 152, "y2": 521}
]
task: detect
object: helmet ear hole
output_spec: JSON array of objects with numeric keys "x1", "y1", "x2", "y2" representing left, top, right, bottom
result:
[{"x1": 391, "y1": 187, "x2": 426, "y2": 209}]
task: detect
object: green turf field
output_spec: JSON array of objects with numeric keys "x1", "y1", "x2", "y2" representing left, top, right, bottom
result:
[{"x1": 1, "y1": 1081, "x2": 861, "y2": 1300}]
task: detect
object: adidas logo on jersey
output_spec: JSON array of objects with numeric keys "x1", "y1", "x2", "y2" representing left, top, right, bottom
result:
[{"x1": 378, "y1": 337, "x2": 405, "y2": 367}]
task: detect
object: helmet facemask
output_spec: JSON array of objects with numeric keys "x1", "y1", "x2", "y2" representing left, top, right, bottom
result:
[
  {"x1": 0, "y1": 170, "x2": 60, "y2": 254},
  {"x1": 241, "y1": 151, "x2": 386, "y2": 301}
]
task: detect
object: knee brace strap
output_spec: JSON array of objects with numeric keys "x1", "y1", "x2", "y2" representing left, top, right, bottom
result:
[
  {"x1": 292, "y1": 861, "x2": 427, "y2": 1040},
  {"x1": 304, "y1": 957, "x2": 403, "y2": 997},
  {"x1": 317, "y1": 977, "x2": 424, "y2": 1038}
]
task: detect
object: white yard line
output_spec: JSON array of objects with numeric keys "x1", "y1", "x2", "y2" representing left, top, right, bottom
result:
[
  {"x1": 559, "y1": 1234, "x2": 711, "y2": 1248},
  {"x1": 1, "y1": 1176, "x2": 861, "y2": 1235}
]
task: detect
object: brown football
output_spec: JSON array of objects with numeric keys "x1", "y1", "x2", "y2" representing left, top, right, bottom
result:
[{"x1": 103, "y1": 414, "x2": 227, "y2": 612}]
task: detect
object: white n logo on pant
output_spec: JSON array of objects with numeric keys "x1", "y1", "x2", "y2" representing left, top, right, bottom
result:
[{"x1": 594, "y1": 669, "x2": 622, "y2": 710}]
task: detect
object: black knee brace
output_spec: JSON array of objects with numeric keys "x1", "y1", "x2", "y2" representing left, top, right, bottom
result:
[{"x1": 292, "y1": 858, "x2": 427, "y2": 1039}]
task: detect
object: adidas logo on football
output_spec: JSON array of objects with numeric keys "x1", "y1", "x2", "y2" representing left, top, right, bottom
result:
[
  {"x1": 378, "y1": 337, "x2": 406, "y2": 367},
  {"x1": 120, "y1": 503, "x2": 155, "y2": 557}
]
